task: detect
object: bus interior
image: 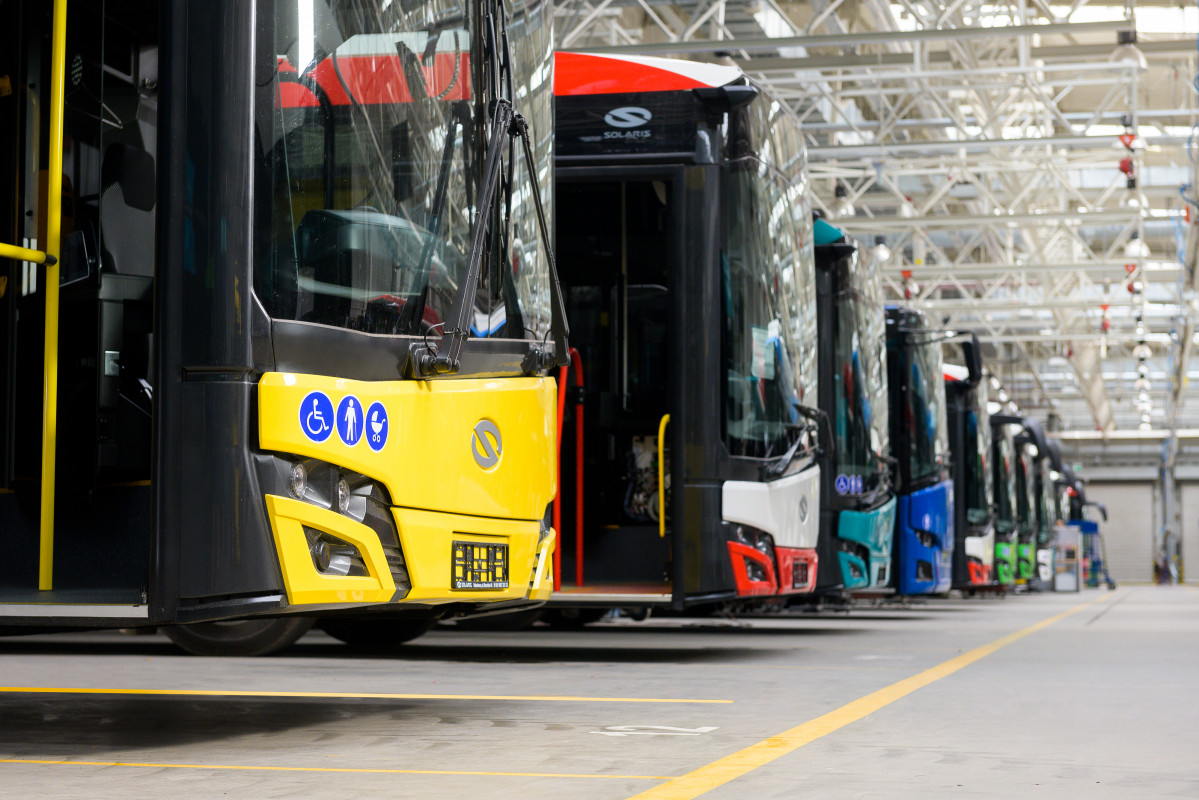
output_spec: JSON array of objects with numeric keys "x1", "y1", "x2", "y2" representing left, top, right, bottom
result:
[
  {"x1": 1, "y1": 0, "x2": 159, "y2": 607},
  {"x1": 553, "y1": 177, "x2": 676, "y2": 602}
]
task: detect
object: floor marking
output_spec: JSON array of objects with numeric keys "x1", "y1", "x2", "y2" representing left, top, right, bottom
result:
[
  {"x1": 1085, "y1": 589, "x2": 1131, "y2": 625},
  {"x1": 627, "y1": 591, "x2": 1121, "y2": 800},
  {"x1": 0, "y1": 687, "x2": 728, "y2": 705},
  {"x1": 0, "y1": 759, "x2": 673, "y2": 780}
]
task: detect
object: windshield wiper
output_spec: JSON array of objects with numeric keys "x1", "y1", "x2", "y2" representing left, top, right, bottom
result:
[
  {"x1": 412, "y1": 0, "x2": 568, "y2": 377},
  {"x1": 412, "y1": 99, "x2": 568, "y2": 376}
]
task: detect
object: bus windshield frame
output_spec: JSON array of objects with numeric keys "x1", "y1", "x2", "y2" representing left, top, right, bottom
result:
[{"x1": 255, "y1": 0, "x2": 560, "y2": 379}]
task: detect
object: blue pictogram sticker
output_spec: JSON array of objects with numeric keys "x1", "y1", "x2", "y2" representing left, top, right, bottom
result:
[
  {"x1": 835, "y1": 473, "x2": 864, "y2": 495},
  {"x1": 300, "y1": 391, "x2": 334, "y2": 443},
  {"x1": 365, "y1": 401, "x2": 388, "y2": 452},
  {"x1": 336, "y1": 395, "x2": 364, "y2": 447}
]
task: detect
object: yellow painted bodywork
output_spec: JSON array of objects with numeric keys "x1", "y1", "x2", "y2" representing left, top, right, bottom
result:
[
  {"x1": 265, "y1": 494, "x2": 396, "y2": 605},
  {"x1": 395, "y1": 508, "x2": 553, "y2": 603},
  {"x1": 258, "y1": 372, "x2": 558, "y2": 607}
]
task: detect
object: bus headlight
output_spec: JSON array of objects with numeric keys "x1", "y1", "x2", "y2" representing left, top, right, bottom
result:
[
  {"x1": 304, "y1": 528, "x2": 368, "y2": 577},
  {"x1": 289, "y1": 462, "x2": 307, "y2": 499}
]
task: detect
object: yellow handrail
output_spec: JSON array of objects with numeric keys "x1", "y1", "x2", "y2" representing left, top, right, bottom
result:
[
  {"x1": 0, "y1": 242, "x2": 55, "y2": 265},
  {"x1": 39, "y1": 0, "x2": 68, "y2": 590},
  {"x1": 657, "y1": 413, "x2": 670, "y2": 538}
]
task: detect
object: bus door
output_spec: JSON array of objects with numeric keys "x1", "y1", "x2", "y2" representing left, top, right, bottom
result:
[
  {"x1": 554, "y1": 171, "x2": 680, "y2": 602},
  {"x1": 1, "y1": 0, "x2": 158, "y2": 609}
]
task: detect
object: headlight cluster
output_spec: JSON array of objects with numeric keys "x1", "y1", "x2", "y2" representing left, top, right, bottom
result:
[
  {"x1": 728, "y1": 523, "x2": 776, "y2": 560},
  {"x1": 257, "y1": 455, "x2": 409, "y2": 590}
]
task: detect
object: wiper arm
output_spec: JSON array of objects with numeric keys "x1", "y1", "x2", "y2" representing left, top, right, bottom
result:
[
  {"x1": 511, "y1": 111, "x2": 569, "y2": 372},
  {"x1": 793, "y1": 402, "x2": 834, "y2": 460},
  {"x1": 415, "y1": 98, "x2": 514, "y2": 376},
  {"x1": 413, "y1": 100, "x2": 569, "y2": 376}
]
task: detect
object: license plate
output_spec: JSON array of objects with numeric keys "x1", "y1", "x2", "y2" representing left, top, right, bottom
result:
[{"x1": 452, "y1": 540, "x2": 509, "y2": 590}]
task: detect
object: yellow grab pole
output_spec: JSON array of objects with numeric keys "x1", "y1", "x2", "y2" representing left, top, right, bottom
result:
[
  {"x1": 39, "y1": 0, "x2": 68, "y2": 590},
  {"x1": 0, "y1": 242, "x2": 55, "y2": 265},
  {"x1": 657, "y1": 414, "x2": 670, "y2": 538}
]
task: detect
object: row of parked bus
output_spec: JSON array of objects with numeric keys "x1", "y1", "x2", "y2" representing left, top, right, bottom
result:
[
  {"x1": 528, "y1": 51, "x2": 1099, "y2": 627},
  {"x1": 0, "y1": 1, "x2": 1099, "y2": 655}
]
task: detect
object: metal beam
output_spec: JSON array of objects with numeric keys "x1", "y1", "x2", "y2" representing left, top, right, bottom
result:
[
  {"x1": 808, "y1": 135, "x2": 1190, "y2": 159},
  {"x1": 562, "y1": 19, "x2": 1131, "y2": 56},
  {"x1": 737, "y1": 36, "x2": 1199, "y2": 73},
  {"x1": 837, "y1": 209, "x2": 1145, "y2": 231}
]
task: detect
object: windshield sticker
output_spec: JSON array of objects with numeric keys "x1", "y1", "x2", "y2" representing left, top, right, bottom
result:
[
  {"x1": 835, "y1": 473, "x2": 864, "y2": 495},
  {"x1": 751, "y1": 326, "x2": 774, "y2": 380},
  {"x1": 336, "y1": 395, "x2": 364, "y2": 447},
  {"x1": 365, "y1": 401, "x2": 389, "y2": 453},
  {"x1": 300, "y1": 391, "x2": 335, "y2": 444}
]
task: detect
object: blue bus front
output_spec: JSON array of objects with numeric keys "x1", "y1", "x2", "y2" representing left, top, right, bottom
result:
[
  {"x1": 885, "y1": 306, "x2": 953, "y2": 595},
  {"x1": 894, "y1": 480, "x2": 954, "y2": 594}
]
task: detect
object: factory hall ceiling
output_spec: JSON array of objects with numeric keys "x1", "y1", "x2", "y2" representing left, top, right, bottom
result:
[{"x1": 558, "y1": 0, "x2": 1199, "y2": 437}]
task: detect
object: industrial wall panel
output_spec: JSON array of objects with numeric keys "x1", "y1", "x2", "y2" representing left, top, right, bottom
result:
[
  {"x1": 1084, "y1": 481, "x2": 1155, "y2": 583},
  {"x1": 1177, "y1": 483, "x2": 1199, "y2": 583}
]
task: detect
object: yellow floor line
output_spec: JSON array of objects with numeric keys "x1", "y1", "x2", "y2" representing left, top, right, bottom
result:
[
  {"x1": 0, "y1": 687, "x2": 728, "y2": 704},
  {"x1": 628, "y1": 591, "x2": 1121, "y2": 800},
  {"x1": 0, "y1": 759, "x2": 673, "y2": 780}
]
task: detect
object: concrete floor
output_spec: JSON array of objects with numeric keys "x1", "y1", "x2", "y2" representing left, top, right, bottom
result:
[{"x1": 0, "y1": 586, "x2": 1196, "y2": 799}]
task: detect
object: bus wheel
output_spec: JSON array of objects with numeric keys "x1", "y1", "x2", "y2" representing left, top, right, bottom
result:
[
  {"x1": 318, "y1": 617, "x2": 436, "y2": 649},
  {"x1": 165, "y1": 617, "x2": 315, "y2": 657},
  {"x1": 541, "y1": 608, "x2": 608, "y2": 628}
]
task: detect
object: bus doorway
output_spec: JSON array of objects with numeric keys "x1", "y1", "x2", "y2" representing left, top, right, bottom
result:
[
  {"x1": 554, "y1": 176, "x2": 677, "y2": 602},
  {"x1": 1, "y1": 0, "x2": 159, "y2": 605}
]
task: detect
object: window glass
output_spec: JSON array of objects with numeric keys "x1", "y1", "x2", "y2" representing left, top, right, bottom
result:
[
  {"x1": 255, "y1": 0, "x2": 552, "y2": 341},
  {"x1": 832, "y1": 250, "x2": 889, "y2": 493},
  {"x1": 964, "y1": 380, "x2": 992, "y2": 525},
  {"x1": 1015, "y1": 448, "x2": 1034, "y2": 533},
  {"x1": 723, "y1": 96, "x2": 815, "y2": 460},
  {"x1": 992, "y1": 431, "x2": 1017, "y2": 534},
  {"x1": 906, "y1": 336, "x2": 948, "y2": 483}
]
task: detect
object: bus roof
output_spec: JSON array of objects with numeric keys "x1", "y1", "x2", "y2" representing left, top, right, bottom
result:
[{"x1": 554, "y1": 52, "x2": 742, "y2": 96}]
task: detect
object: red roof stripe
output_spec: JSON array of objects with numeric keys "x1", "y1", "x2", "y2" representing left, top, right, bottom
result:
[{"x1": 554, "y1": 52, "x2": 741, "y2": 96}]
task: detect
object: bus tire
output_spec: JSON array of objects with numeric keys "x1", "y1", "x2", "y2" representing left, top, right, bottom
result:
[
  {"x1": 164, "y1": 617, "x2": 315, "y2": 657},
  {"x1": 318, "y1": 617, "x2": 436, "y2": 649}
]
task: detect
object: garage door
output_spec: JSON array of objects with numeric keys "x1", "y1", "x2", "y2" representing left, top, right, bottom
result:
[
  {"x1": 1083, "y1": 481, "x2": 1155, "y2": 583},
  {"x1": 1178, "y1": 483, "x2": 1199, "y2": 583}
]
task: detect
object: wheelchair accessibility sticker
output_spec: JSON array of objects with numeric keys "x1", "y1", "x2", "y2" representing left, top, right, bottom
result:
[
  {"x1": 365, "y1": 401, "x2": 388, "y2": 452},
  {"x1": 300, "y1": 391, "x2": 335, "y2": 443}
]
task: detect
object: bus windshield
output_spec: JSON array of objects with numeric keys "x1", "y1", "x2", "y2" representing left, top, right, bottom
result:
[
  {"x1": 993, "y1": 431, "x2": 1017, "y2": 534},
  {"x1": 964, "y1": 380, "x2": 993, "y2": 525},
  {"x1": 723, "y1": 99, "x2": 816, "y2": 461},
  {"x1": 906, "y1": 336, "x2": 949, "y2": 484},
  {"x1": 1039, "y1": 462, "x2": 1056, "y2": 533},
  {"x1": 256, "y1": 0, "x2": 552, "y2": 341},
  {"x1": 832, "y1": 254, "x2": 889, "y2": 492},
  {"x1": 1015, "y1": 448, "x2": 1035, "y2": 533}
]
